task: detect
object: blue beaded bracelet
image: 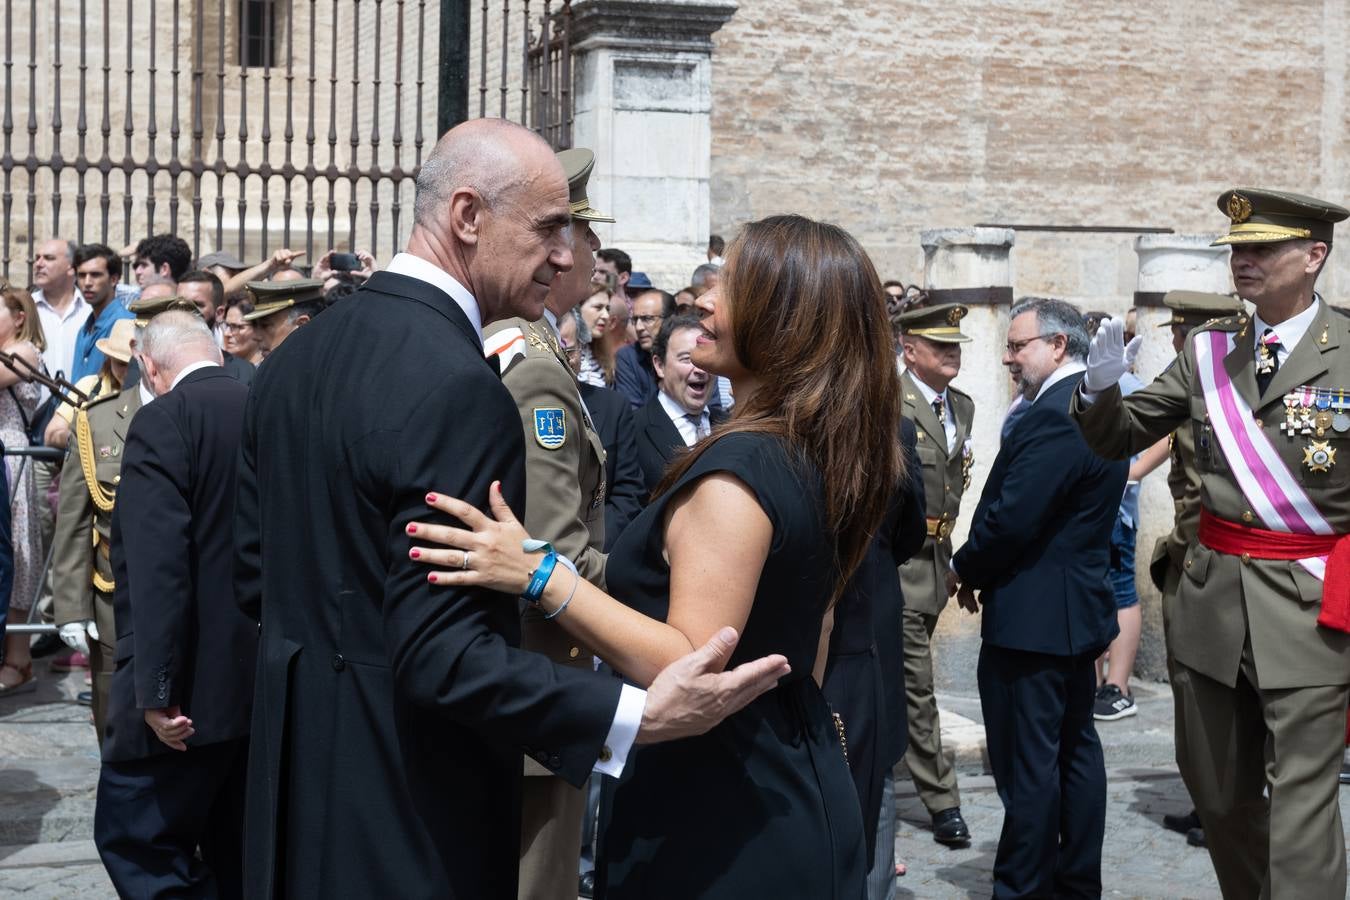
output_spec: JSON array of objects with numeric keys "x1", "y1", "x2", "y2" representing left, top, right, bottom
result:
[{"x1": 522, "y1": 547, "x2": 558, "y2": 605}]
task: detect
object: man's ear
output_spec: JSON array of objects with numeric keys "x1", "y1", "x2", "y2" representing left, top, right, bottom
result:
[
  {"x1": 448, "y1": 188, "x2": 484, "y2": 248},
  {"x1": 651, "y1": 353, "x2": 666, "y2": 379},
  {"x1": 294, "y1": 314, "x2": 311, "y2": 328},
  {"x1": 1307, "y1": 240, "x2": 1330, "y2": 277}
]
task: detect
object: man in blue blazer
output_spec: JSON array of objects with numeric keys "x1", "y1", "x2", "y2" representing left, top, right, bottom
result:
[{"x1": 950, "y1": 297, "x2": 1126, "y2": 899}]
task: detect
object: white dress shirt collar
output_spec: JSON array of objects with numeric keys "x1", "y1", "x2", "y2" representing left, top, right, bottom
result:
[
  {"x1": 386, "y1": 252, "x2": 484, "y2": 347},
  {"x1": 657, "y1": 390, "x2": 705, "y2": 448},
  {"x1": 1253, "y1": 297, "x2": 1321, "y2": 360},
  {"x1": 169, "y1": 359, "x2": 221, "y2": 391},
  {"x1": 1033, "y1": 360, "x2": 1087, "y2": 404}
]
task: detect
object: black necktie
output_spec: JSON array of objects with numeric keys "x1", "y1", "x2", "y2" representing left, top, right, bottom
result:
[
  {"x1": 932, "y1": 396, "x2": 945, "y2": 423},
  {"x1": 1255, "y1": 328, "x2": 1282, "y2": 396},
  {"x1": 686, "y1": 413, "x2": 709, "y2": 441}
]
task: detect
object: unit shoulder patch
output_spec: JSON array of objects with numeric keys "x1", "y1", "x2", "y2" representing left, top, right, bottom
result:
[{"x1": 533, "y1": 407, "x2": 567, "y2": 450}]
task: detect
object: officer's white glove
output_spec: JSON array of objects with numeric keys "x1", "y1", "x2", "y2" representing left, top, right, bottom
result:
[
  {"x1": 1084, "y1": 317, "x2": 1143, "y2": 393},
  {"x1": 88, "y1": 620, "x2": 99, "y2": 642},
  {"x1": 58, "y1": 620, "x2": 93, "y2": 656}
]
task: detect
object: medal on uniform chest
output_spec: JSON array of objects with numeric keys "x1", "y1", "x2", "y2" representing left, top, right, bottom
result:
[
  {"x1": 1256, "y1": 334, "x2": 1279, "y2": 375},
  {"x1": 1282, "y1": 392, "x2": 1300, "y2": 437},
  {"x1": 1333, "y1": 389, "x2": 1350, "y2": 434},
  {"x1": 1314, "y1": 391, "x2": 1334, "y2": 436},
  {"x1": 1298, "y1": 387, "x2": 1317, "y2": 435},
  {"x1": 1304, "y1": 439, "x2": 1337, "y2": 474}
]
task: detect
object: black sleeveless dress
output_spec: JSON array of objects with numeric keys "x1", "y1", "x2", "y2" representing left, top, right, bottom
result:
[{"x1": 597, "y1": 432, "x2": 866, "y2": 899}]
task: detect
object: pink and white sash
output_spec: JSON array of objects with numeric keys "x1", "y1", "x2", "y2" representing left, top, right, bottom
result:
[{"x1": 1192, "y1": 329, "x2": 1333, "y2": 580}]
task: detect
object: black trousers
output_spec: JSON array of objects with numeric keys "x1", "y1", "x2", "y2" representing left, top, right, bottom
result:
[
  {"x1": 95, "y1": 736, "x2": 248, "y2": 900},
  {"x1": 977, "y1": 645, "x2": 1105, "y2": 900}
]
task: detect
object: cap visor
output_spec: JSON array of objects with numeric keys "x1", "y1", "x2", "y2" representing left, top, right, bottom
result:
[{"x1": 573, "y1": 207, "x2": 615, "y2": 224}]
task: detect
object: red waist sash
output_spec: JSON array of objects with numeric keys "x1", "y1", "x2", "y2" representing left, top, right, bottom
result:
[{"x1": 1198, "y1": 508, "x2": 1350, "y2": 634}]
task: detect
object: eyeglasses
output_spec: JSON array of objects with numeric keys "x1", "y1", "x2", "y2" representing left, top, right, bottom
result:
[
  {"x1": 224, "y1": 322, "x2": 253, "y2": 333},
  {"x1": 1004, "y1": 334, "x2": 1058, "y2": 355},
  {"x1": 633, "y1": 314, "x2": 664, "y2": 327}
]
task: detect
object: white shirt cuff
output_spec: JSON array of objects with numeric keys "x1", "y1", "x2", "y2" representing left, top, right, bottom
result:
[
  {"x1": 1078, "y1": 383, "x2": 1099, "y2": 405},
  {"x1": 594, "y1": 682, "x2": 645, "y2": 778}
]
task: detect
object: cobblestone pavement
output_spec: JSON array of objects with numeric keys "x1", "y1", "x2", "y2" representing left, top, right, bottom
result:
[{"x1": 3, "y1": 666, "x2": 1346, "y2": 898}]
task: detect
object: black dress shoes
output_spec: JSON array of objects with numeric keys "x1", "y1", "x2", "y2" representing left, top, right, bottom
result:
[
  {"x1": 578, "y1": 871, "x2": 595, "y2": 899},
  {"x1": 932, "y1": 807, "x2": 971, "y2": 845},
  {"x1": 1186, "y1": 827, "x2": 1207, "y2": 848},
  {"x1": 1162, "y1": 809, "x2": 1201, "y2": 835}
]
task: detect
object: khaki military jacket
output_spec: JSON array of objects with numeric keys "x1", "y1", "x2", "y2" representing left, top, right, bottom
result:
[
  {"x1": 50, "y1": 386, "x2": 143, "y2": 645},
  {"x1": 1073, "y1": 302, "x2": 1350, "y2": 689},
  {"x1": 486, "y1": 317, "x2": 607, "y2": 777},
  {"x1": 897, "y1": 370, "x2": 974, "y2": 616},
  {"x1": 1148, "y1": 423, "x2": 1202, "y2": 591}
]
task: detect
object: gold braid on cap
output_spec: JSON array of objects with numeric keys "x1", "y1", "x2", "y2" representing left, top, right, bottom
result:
[
  {"x1": 1226, "y1": 222, "x2": 1311, "y2": 239},
  {"x1": 75, "y1": 409, "x2": 117, "y2": 514}
]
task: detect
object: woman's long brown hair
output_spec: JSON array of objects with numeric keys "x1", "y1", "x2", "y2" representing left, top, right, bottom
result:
[{"x1": 654, "y1": 214, "x2": 905, "y2": 598}]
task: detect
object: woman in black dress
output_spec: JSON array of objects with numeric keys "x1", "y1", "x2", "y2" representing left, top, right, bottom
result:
[{"x1": 410, "y1": 214, "x2": 906, "y2": 899}]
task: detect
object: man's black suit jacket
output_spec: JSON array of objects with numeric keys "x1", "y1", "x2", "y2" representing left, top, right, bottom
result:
[
  {"x1": 630, "y1": 392, "x2": 727, "y2": 496},
  {"x1": 578, "y1": 382, "x2": 644, "y2": 549},
  {"x1": 953, "y1": 371, "x2": 1125, "y2": 657},
  {"x1": 103, "y1": 367, "x2": 254, "y2": 763},
  {"x1": 222, "y1": 349, "x2": 255, "y2": 385},
  {"x1": 235, "y1": 270, "x2": 624, "y2": 900}
]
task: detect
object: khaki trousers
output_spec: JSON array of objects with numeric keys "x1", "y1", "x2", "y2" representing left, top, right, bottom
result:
[
  {"x1": 1174, "y1": 658, "x2": 1348, "y2": 900},
  {"x1": 517, "y1": 773, "x2": 585, "y2": 900},
  {"x1": 901, "y1": 609, "x2": 960, "y2": 814}
]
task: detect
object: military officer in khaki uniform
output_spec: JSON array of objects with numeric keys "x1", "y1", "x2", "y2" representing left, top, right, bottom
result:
[
  {"x1": 1073, "y1": 189, "x2": 1350, "y2": 899},
  {"x1": 483, "y1": 148, "x2": 612, "y2": 900},
  {"x1": 51, "y1": 320, "x2": 144, "y2": 739},
  {"x1": 243, "y1": 278, "x2": 326, "y2": 354},
  {"x1": 894, "y1": 303, "x2": 975, "y2": 846}
]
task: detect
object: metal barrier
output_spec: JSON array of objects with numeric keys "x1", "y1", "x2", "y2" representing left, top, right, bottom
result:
[{"x1": 5, "y1": 444, "x2": 67, "y2": 637}]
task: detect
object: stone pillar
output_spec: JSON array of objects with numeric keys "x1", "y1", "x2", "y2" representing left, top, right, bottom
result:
[
  {"x1": 919, "y1": 227, "x2": 1017, "y2": 695},
  {"x1": 568, "y1": 0, "x2": 737, "y2": 291},
  {"x1": 1129, "y1": 233, "x2": 1233, "y2": 679}
]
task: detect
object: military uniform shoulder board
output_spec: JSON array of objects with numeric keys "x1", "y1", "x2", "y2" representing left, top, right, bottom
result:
[
  {"x1": 1194, "y1": 314, "x2": 1246, "y2": 334},
  {"x1": 83, "y1": 388, "x2": 122, "y2": 411},
  {"x1": 484, "y1": 327, "x2": 528, "y2": 374},
  {"x1": 533, "y1": 407, "x2": 566, "y2": 450}
]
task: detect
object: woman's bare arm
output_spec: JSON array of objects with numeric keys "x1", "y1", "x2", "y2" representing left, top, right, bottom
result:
[{"x1": 413, "y1": 475, "x2": 772, "y2": 688}]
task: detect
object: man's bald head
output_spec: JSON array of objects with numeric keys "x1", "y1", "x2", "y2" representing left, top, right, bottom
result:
[
  {"x1": 414, "y1": 118, "x2": 559, "y2": 227},
  {"x1": 407, "y1": 119, "x2": 575, "y2": 325}
]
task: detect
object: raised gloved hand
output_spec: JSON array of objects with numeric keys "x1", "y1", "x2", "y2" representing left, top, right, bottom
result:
[
  {"x1": 58, "y1": 620, "x2": 94, "y2": 656},
  {"x1": 1084, "y1": 317, "x2": 1143, "y2": 393}
]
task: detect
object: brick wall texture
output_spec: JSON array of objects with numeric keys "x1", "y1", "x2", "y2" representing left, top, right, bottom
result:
[{"x1": 709, "y1": 0, "x2": 1350, "y2": 305}]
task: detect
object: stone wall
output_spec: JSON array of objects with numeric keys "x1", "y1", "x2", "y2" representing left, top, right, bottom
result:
[{"x1": 709, "y1": 0, "x2": 1350, "y2": 299}]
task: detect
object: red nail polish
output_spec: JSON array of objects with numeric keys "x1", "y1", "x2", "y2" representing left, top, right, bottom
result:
[
  {"x1": 407, "y1": 524, "x2": 418, "y2": 535},
  {"x1": 426, "y1": 493, "x2": 437, "y2": 503},
  {"x1": 427, "y1": 573, "x2": 437, "y2": 584},
  {"x1": 410, "y1": 548, "x2": 421, "y2": 560}
]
